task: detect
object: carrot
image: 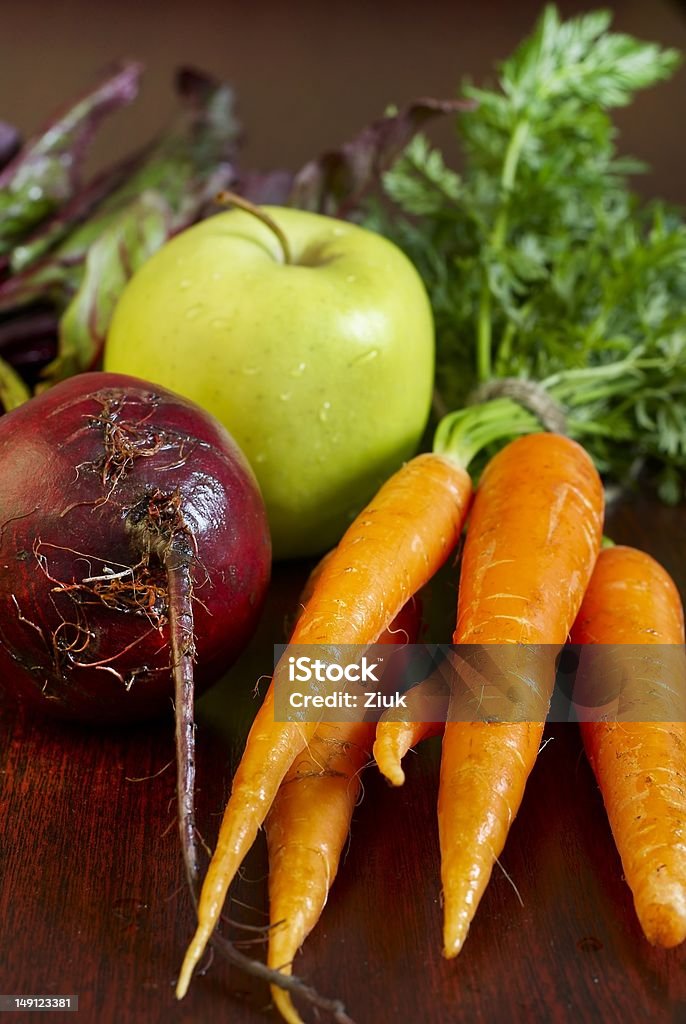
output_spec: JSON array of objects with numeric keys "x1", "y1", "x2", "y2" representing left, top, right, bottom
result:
[
  {"x1": 176, "y1": 398, "x2": 544, "y2": 997},
  {"x1": 373, "y1": 398, "x2": 549, "y2": 787},
  {"x1": 438, "y1": 432, "x2": 604, "y2": 958},
  {"x1": 570, "y1": 544, "x2": 686, "y2": 947},
  {"x1": 175, "y1": 450, "x2": 474, "y2": 998},
  {"x1": 267, "y1": 575, "x2": 421, "y2": 1024}
]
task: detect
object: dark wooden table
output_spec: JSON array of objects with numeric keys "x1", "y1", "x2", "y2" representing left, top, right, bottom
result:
[{"x1": 1, "y1": 492, "x2": 685, "y2": 1024}]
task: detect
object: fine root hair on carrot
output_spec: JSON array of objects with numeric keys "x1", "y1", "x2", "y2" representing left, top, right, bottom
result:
[
  {"x1": 252, "y1": 673, "x2": 272, "y2": 699},
  {"x1": 288, "y1": 768, "x2": 348, "y2": 783},
  {"x1": 493, "y1": 855, "x2": 524, "y2": 907},
  {"x1": 124, "y1": 758, "x2": 174, "y2": 783}
]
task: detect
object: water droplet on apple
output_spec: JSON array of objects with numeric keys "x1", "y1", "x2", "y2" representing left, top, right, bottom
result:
[
  {"x1": 352, "y1": 349, "x2": 379, "y2": 366},
  {"x1": 279, "y1": 392, "x2": 292, "y2": 402},
  {"x1": 290, "y1": 362, "x2": 307, "y2": 378},
  {"x1": 319, "y1": 401, "x2": 331, "y2": 422},
  {"x1": 184, "y1": 305, "x2": 203, "y2": 321}
]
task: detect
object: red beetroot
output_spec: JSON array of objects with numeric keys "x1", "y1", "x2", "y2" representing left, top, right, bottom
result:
[
  {"x1": 0, "y1": 374, "x2": 358, "y2": 1011},
  {"x1": 0, "y1": 370, "x2": 271, "y2": 965},
  {"x1": 0, "y1": 371, "x2": 271, "y2": 722}
]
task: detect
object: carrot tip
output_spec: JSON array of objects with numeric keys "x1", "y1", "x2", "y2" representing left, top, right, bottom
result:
[
  {"x1": 271, "y1": 980, "x2": 306, "y2": 1024},
  {"x1": 378, "y1": 759, "x2": 406, "y2": 787},
  {"x1": 441, "y1": 911, "x2": 470, "y2": 960},
  {"x1": 640, "y1": 902, "x2": 686, "y2": 949},
  {"x1": 441, "y1": 936, "x2": 466, "y2": 960},
  {"x1": 372, "y1": 738, "x2": 406, "y2": 786},
  {"x1": 175, "y1": 976, "x2": 190, "y2": 1001},
  {"x1": 175, "y1": 923, "x2": 211, "y2": 1000}
]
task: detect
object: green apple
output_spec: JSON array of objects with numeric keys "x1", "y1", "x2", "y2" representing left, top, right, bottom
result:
[{"x1": 104, "y1": 205, "x2": 434, "y2": 559}]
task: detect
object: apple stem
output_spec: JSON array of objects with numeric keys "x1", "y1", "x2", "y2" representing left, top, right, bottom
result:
[{"x1": 215, "y1": 190, "x2": 292, "y2": 266}]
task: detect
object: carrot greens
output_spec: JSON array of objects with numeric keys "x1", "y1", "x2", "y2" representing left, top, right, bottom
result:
[{"x1": 362, "y1": 6, "x2": 686, "y2": 500}]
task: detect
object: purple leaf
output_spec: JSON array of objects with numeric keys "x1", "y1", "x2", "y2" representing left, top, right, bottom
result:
[
  {"x1": 290, "y1": 97, "x2": 473, "y2": 217},
  {"x1": 38, "y1": 69, "x2": 240, "y2": 386},
  {"x1": 235, "y1": 169, "x2": 294, "y2": 207},
  {"x1": 0, "y1": 123, "x2": 21, "y2": 171},
  {"x1": 8, "y1": 149, "x2": 147, "y2": 274},
  {"x1": 0, "y1": 61, "x2": 143, "y2": 251}
]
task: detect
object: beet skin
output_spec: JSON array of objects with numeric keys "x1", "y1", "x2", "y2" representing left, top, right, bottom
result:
[{"x1": 0, "y1": 372, "x2": 271, "y2": 722}]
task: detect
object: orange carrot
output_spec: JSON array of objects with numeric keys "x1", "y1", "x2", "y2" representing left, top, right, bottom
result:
[
  {"x1": 438, "y1": 432, "x2": 604, "y2": 958},
  {"x1": 570, "y1": 545, "x2": 686, "y2": 947},
  {"x1": 267, "y1": 583, "x2": 421, "y2": 1024},
  {"x1": 374, "y1": 401, "x2": 566, "y2": 788},
  {"x1": 176, "y1": 398, "x2": 544, "y2": 997},
  {"x1": 176, "y1": 451, "x2": 473, "y2": 997}
]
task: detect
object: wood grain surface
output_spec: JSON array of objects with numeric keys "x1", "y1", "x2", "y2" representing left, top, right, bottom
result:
[
  {"x1": 2, "y1": 3, "x2": 686, "y2": 1020},
  {"x1": 1, "y1": 492, "x2": 685, "y2": 1024}
]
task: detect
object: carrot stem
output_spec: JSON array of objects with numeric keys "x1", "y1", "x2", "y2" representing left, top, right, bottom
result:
[{"x1": 433, "y1": 397, "x2": 539, "y2": 466}]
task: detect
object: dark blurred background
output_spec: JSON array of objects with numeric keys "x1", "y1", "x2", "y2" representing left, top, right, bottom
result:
[{"x1": 2, "y1": 0, "x2": 686, "y2": 202}]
